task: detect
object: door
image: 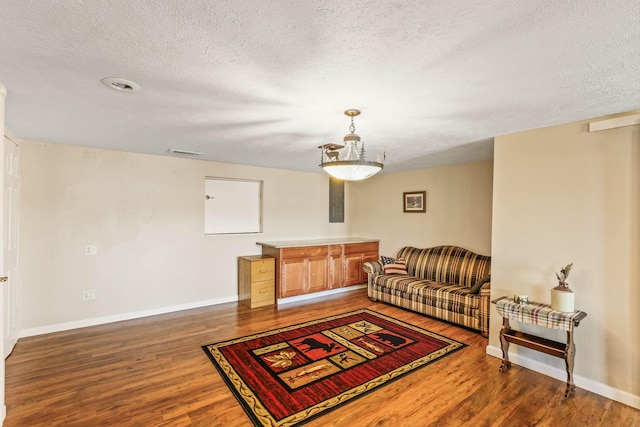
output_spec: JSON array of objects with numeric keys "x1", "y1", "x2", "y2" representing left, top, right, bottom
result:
[
  {"x1": 343, "y1": 253, "x2": 364, "y2": 287},
  {"x1": 328, "y1": 245, "x2": 343, "y2": 289},
  {"x1": 2, "y1": 136, "x2": 19, "y2": 358},
  {"x1": 280, "y1": 257, "x2": 306, "y2": 298},
  {"x1": 306, "y1": 255, "x2": 329, "y2": 294}
]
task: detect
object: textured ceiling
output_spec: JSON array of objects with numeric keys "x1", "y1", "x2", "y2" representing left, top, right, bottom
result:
[{"x1": 1, "y1": 1, "x2": 639, "y2": 174}]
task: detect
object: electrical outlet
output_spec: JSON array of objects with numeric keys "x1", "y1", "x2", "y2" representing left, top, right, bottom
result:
[
  {"x1": 82, "y1": 289, "x2": 96, "y2": 300},
  {"x1": 85, "y1": 245, "x2": 98, "y2": 255}
]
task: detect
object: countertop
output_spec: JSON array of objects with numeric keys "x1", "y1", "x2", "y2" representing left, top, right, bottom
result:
[{"x1": 256, "y1": 237, "x2": 379, "y2": 248}]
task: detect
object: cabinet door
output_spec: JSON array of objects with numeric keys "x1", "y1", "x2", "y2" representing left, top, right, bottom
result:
[
  {"x1": 328, "y1": 254, "x2": 343, "y2": 288},
  {"x1": 327, "y1": 245, "x2": 343, "y2": 289},
  {"x1": 343, "y1": 254, "x2": 364, "y2": 287},
  {"x1": 280, "y1": 258, "x2": 307, "y2": 298},
  {"x1": 307, "y1": 255, "x2": 329, "y2": 293}
]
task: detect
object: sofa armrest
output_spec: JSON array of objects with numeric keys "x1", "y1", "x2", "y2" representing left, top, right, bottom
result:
[
  {"x1": 363, "y1": 260, "x2": 384, "y2": 276},
  {"x1": 479, "y1": 280, "x2": 491, "y2": 297},
  {"x1": 478, "y1": 280, "x2": 491, "y2": 337}
]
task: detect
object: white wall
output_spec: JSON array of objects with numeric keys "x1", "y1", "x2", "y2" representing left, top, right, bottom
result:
[
  {"x1": 490, "y1": 112, "x2": 639, "y2": 407},
  {"x1": 19, "y1": 140, "x2": 349, "y2": 333},
  {"x1": 348, "y1": 160, "x2": 493, "y2": 256},
  {"x1": 0, "y1": 81, "x2": 7, "y2": 425},
  {"x1": 19, "y1": 141, "x2": 495, "y2": 335}
]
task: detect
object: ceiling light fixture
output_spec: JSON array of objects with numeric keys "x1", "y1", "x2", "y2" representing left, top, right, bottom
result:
[
  {"x1": 101, "y1": 77, "x2": 141, "y2": 92},
  {"x1": 319, "y1": 109, "x2": 384, "y2": 181}
]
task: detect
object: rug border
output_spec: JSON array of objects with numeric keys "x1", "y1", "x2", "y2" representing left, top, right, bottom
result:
[{"x1": 201, "y1": 309, "x2": 467, "y2": 426}]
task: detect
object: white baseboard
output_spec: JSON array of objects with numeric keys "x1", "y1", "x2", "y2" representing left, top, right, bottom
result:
[
  {"x1": 277, "y1": 285, "x2": 366, "y2": 305},
  {"x1": 19, "y1": 286, "x2": 367, "y2": 338},
  {"x1": 486, "y1": 345, "x2": 640, "y2": 410},
  {"x1": 19, "y1": 296, "x2": 239, "y2": 338}
]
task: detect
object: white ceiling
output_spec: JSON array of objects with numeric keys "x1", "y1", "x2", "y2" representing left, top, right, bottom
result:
[{"x1": 1, "y1": 1, "x2": 639, "y2": 174}]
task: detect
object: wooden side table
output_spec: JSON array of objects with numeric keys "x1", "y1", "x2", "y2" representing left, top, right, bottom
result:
[
  {"x1": 492, "y1": 296, "x2": 587, "y2": 398},
  {"x1": 238, "y1": 255, "x2": 275, "y2": 308}
]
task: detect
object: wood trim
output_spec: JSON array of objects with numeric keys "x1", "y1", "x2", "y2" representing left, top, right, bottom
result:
[{"x1": 588, "y1": 113, "x2": 640, "y2": 132}]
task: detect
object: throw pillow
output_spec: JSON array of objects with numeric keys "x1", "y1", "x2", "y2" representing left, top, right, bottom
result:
[
  {"x1": 469, "y1": 274, "x2": 491, "y2": 294},
  {"x1": 384, "y1": 258, "x2": 408, "y2": 275},
  {"x1": 381, "y1": 255, "x2": 396, "y2": 265}
]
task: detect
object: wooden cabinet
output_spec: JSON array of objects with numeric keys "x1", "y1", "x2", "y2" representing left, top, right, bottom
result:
[
  {"x1": 260, "y1": 240, "x2": 378, "y2": 299},
  {"x1": 272, "y1": 246, "x2": 329, "y2": 298},
  {"x1": 238, "y1": 255, "x2": 275, "y2": 308},
  {"x1": 343, "y1": 242, "x2": 379, "y2": 287},
  {"x1": 280, "y1": 254, "x2": 329, "y2": 298}
]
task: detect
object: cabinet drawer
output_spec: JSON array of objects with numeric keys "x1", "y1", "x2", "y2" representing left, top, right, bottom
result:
[
  {"x1": 251, "y1": 280, "x2": 275, "y2": 303},
  {"x1": 328, "y1": 244, "x2": 343, "y2": 256},
  {"x1": 251, "y1": 259, "x2": 275, "y2": 281},
  {"x1": 281, "y1": 246, "x2": 328, "y2": 259},
  {"x1": 343, "y1": 242, "x2": 379, "y2": 254}
]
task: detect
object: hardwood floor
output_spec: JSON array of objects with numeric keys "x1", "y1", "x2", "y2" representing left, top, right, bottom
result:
[{"x1": 4, "y1": 288, "x2": 638, "y2": 426}]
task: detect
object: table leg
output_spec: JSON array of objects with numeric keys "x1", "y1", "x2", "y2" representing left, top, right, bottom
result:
[
  {"x1": 564, "y1": 329, "x2": 577, "y2": 397},
  {"x1": 499, "y1": 317, "x2": 512, "y2": 372}
]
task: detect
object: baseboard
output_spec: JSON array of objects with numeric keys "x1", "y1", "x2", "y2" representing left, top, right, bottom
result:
[
  {"x1": 20, "y1": 286, "x2": 367, "y2": 338},
  {"x1": 486, "y1": 345, "x2": 640, "y2": 410},
  {"x1": 277, "y1": 285, "x2": 366, "y2": 305},
  {"x1": 19, "y1": 295, "x2": 239, "y2": 338}
]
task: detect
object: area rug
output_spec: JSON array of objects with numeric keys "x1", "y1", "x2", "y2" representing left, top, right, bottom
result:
[{"x1": 202, "y1": 308, "x2": 465, "y2": 426}]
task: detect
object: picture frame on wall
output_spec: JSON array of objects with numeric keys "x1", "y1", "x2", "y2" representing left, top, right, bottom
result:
[{"x1": 403, "y1": 191, "x2": 426, "y2": 213}]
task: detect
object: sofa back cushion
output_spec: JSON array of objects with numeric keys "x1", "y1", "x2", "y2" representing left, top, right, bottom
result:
[{"x1": 396, "y1": 245, "x2": 491, "y2": 288}]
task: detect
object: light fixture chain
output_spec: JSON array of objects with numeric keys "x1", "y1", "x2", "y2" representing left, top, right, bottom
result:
[{"x1": 349, "y1": 116, "x2": 356, "y2": 134}]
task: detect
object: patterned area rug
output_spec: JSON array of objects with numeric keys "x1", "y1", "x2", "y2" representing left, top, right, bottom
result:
[{"x1": 202, "y1": 309, "x2": 465, "y2": 426}]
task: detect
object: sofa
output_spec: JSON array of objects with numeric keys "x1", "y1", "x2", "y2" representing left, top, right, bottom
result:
[{"x1": 363, "y1": 245, "x2": 492, "y2": 337}]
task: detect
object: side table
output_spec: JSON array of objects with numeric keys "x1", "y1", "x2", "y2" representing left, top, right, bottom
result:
[{"x1": 492, "y1": 296, "x2": 587, "y2": 398}]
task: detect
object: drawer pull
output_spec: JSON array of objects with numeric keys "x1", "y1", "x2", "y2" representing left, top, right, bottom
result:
[{"x1": 259, "y1": 270, "x2": 269, "y2": 273}]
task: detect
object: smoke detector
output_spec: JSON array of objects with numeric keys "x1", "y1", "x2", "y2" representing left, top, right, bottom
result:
[{"x1": 101, "y1": 77, "x2": 141, "y2": 92}]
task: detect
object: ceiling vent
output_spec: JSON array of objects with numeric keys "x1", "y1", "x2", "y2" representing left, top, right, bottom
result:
[
  {"x1": 167, "y1": 148, "x2": 204, "y2": 156},
  {"x1": 101, "y1": 77, "x2": 141, "y2": 92}
]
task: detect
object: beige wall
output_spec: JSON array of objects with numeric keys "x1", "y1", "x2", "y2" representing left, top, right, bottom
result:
[
  {"x1": 0, "y1": 82, "x2": 7, "y2": 424},
  {"x1": 19, "y1": 141, "x2": 494, "y2": 333},
  {"x1": 490, "y1": 112, "x2": 639, "y2": 401},
  {"x1": 348, "y1": 161, "x2": 493, "y2": 257},
  {"x1": 19, "y1": 140, "x2": 350, "y2": 331}
]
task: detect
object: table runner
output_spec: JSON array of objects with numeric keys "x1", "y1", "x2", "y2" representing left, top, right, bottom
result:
[{"x1": 493, "y1": 296, "x2": 584, "y2": 331}]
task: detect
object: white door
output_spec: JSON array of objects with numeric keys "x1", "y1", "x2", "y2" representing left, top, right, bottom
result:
[{"x1": 2, "y1": 136, "x2": 19, "y2": 358}]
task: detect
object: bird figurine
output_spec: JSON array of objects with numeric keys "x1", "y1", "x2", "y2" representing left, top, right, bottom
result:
[{"x1": 555, "y1": 262, "x2": 573, "y2": 288}]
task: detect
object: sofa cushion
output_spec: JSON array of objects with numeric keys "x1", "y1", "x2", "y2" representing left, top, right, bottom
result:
[
  {"x1": 396, "y1": 245, "x2": 491, "y2": 288},
  {"x1": 373, "y1": 274, "x2": 479, "y2": 314},
  {"x1": 383, "y1": 258, "x2": 407, "y2": 275}
]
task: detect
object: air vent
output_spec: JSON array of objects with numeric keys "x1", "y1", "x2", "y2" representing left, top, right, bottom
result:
[
  {"x1": 101, "y1": 77, "x2": 141, "y2": 92},
  {"x1": 167, "y1": 148, "x2": 204, "y2": 156}
]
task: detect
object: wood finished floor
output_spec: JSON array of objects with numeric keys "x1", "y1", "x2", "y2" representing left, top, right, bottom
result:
[{"x1": 4, "y1": 288, "x2": 638, "y2": 426}]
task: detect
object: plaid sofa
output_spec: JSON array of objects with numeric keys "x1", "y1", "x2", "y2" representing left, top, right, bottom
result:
[{"x1": 364, "y1": 245, "x2": 492, "y2": 337}]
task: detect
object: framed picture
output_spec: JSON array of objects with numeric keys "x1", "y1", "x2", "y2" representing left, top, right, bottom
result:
[{"x1": 403, "y1": 191, "x2": 426, "y2": 213}]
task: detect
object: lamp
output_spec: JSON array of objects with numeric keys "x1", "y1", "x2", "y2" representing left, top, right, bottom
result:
[{"x1": 319, "y1": 109, "x2": 384, "y2": 181}]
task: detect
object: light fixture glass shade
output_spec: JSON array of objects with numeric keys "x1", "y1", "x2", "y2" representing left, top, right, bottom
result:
[{"x1": 322, "y1": 161, "x2": 383, "y2": 181}]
